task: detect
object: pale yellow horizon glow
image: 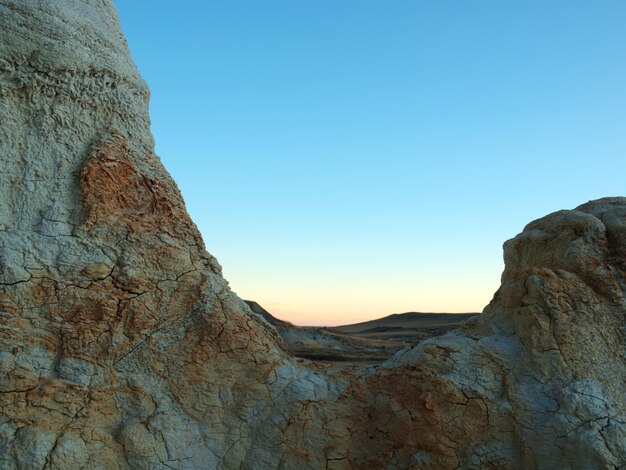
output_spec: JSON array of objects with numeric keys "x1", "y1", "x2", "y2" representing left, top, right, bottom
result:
[
  {"x1": 229, "y1": 265, "x2": 502, "y2": 327},
  {"x1": 210, "y1": 222, "x2": 509, "y2": 327}
]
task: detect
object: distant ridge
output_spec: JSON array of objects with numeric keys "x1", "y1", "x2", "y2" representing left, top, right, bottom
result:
[
  {"x1": 244, "y1": 300, "x2": 294, "y2": 328},
  {"x1": 334, "y1": 311, "x2": 479, "y2": 333}
]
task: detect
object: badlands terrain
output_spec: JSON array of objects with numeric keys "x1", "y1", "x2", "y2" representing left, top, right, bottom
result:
[
  {"x1": 245, "y1": 300, "x2": 478, "y2": 362},
  {"x1": 0, "y1": 1, "x2": 625, "y2": 469}
]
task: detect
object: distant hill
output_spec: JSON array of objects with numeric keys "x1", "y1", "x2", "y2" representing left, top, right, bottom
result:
[{"x1": 335, "y1": 312, "x2": 479, "y2": 333}]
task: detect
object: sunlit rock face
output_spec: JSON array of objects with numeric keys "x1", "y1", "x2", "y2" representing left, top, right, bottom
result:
[{"x1": 0, "y1": 1, "x2": 624, "y2": 469}]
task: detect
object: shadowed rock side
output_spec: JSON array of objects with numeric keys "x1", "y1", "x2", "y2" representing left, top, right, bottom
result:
[
  {"x1": 244, "y1": 300, "x2": 294, "y2": 328},
  {"x1": 0, "y1": 2, "x2": 624, "y2": 469}
]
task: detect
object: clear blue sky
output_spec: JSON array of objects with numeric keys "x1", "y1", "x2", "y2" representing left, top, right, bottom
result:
[{"x1": 115, "y1": 1, "x2": 626, "y2": 325}]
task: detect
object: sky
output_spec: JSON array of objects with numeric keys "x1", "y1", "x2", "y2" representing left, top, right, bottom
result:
[{"x1": 115, "y1": 1, "x2": 626, "y2": 326}]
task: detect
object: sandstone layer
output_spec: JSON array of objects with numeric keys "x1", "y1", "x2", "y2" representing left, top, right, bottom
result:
[{"x1": 0, "y1": 2, "x2": 625, "y2": 469}]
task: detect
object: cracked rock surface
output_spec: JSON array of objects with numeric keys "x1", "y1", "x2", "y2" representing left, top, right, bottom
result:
[{"x1": 1, "y1": 1, "x2": 625, "y2": 469}]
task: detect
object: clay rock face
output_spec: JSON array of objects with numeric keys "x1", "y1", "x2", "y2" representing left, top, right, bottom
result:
[
  {"x1": 0, "y1": 2, "x2": 292, "y2": 468},
  {"x1": 366, "y1": 198, "x2": 626, "y2": 469},
  {"x1": 0, "y1": 1, "x2": 625, "y2": 469}
]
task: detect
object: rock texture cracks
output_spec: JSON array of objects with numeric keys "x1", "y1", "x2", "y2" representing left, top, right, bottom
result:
[{"x1": 0, "y1": 1, "x2": 625, "y2": 469}]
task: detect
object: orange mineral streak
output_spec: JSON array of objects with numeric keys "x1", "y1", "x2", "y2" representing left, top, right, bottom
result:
[
  {"x1": 0, "y1": 132, "x2": 210, "y2": 365},
  {"x1": 79, "y1": 131, "x2": 200, "y2": 245}
]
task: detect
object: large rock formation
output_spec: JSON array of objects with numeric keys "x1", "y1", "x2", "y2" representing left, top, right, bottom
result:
[{"x1": 0, "y1": 1, "x2": 624, "y2": 468}]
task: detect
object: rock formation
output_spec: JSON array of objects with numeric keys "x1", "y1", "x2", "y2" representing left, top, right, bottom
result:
[{"x1": 0, "y1": 1, "x2": 624, "y2": 469}]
